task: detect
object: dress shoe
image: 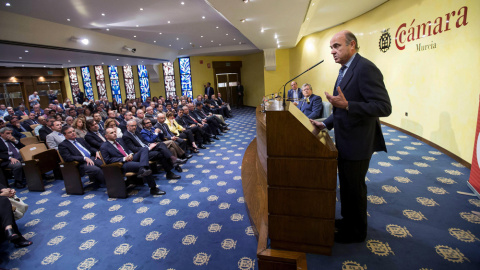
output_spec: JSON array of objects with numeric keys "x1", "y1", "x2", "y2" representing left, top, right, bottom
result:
[
  {"x1": 334, "y1": 231, "x2": 366, "y2": 244},
  {"x1": 183, "y1": 154, "x2": 193, "y2": 159},
  {"x1": 198, "y1": 144, "x2": 206, "y2": 149},
  {"x1": 13, "y1": 237, "x2": 32, "y2": 248},
  {"x1": 150, "y1": 188, "x2": 166, "y2": 195},
  {"x1": 175, "y1": 165, "x2": 183, "y2": 172},
  {"x1": 221, "y1": 129, "x2": 228, "y2": 133},
  {"x1": 191, "y1": 148, "x2": 199, "y2": 153},
  {"x1": 174, "y1": 158, "x2": 188, "y2": 165},
  {"x1": 166, "y1": 171, "x2": 181, "y2": 179},
  {"x1": 14, "y1": 182, "x2": 26, "y2": 189},
  {"x1": 213, "y1": 136, "x2": 220, "y2": 140},
  {"x1": 137, "y1": 167, "x2": 152, "y2": 178},
  {"x1": 5, "y1": 228, "x2": 19, "y2": 241}
]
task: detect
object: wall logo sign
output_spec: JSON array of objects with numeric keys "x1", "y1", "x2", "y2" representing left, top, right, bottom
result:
[
  {"x1": 379, "y1": 29, "x2": 391, "y2": 53},
  {"x1": 381, "y1": 5, "x2": 468, "y2": 52}
]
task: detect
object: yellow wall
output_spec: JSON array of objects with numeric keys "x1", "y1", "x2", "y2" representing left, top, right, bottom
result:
[
  {"x1": 280, "y1": 0, "x2": 479, "y2": 163},
  {"x1": 241, "y1": 52, "x2": 265, "y2": 107},
  {"x1": 263, "y1": 49, "x2": 290, "y2": 98}
]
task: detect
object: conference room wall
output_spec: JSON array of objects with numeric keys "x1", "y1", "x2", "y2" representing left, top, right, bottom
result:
[
  {"x1": 241, "y1": 52, "x2": 265, "y2": 107},
  {"x1": 272, "y1": 0, "x2": 478, "y2": 164}
]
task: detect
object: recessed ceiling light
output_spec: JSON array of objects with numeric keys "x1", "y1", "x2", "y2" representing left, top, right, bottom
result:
[
  {"x1": 43, "y1": 66, "x2": 46, "y2": 68},
  {"x1": 211, "y1": 40, "x2": 213, "y2": 42},
  {"x1": 140, "y1": 8, "x2": 143, "y2": 11},
  {"x1": 278, "y1": 45, "x2": 280, "y2": 48},
  {"x1": 102, "y1": 62, "x2": 104, "y2": 64},
  {"x1": 274, "y1": 33, "x2": 278, "y2": 39},
  {"x1": 159, "y1": 33, "x2": 162, "y2": 35},
  {"x1": 18, "y1": 57, "x2": 22, "y2": 59},
  {"x1": 181, "y1": 48, "x2": 183, "y2": 50},
  {"x1": 169, "y1": 44, "x2": 171, "y2": 47},
  {"x1": 240, "y1": 19, "x2": 246, "y2": 23},
  {"x1": 67, "y1": 18, "x2": 71, "y2": 22},
  {"x1": 189, "y1": 42, "x2": 192, "y2": 45},
  {"x1": 101, "y1": 13, "x2": 105, "y2": 16},
  {"x1": 68, "y1": 60, "x2": 71, "y2": 62},
  {"x1": 200, "y1": 46, "x2": 202, "y2": 48},
  {"x1": 201, "y1": 35, "x2": 204, "y2": 38},
  {"x1": 219, "y1": 44, "x2": 221, "y2": 46},
  {"x1": 216, "y1": 26, "x2": 219, "y2": 29},
  {"x1": 202, "y1": 16, "x2": 205, "y2": 19},
  {"x1": 22, "y1": 65, "x2": 24, "y2": 67},
  {"x1": 136, "y1": 25, "x2": 139, "y2": 27},
  {"x1": 25, "y1": 50, "x2": 29, "y2": 53},
  {"x1": 226, "y1": 34, "x2": 229, "y2": 36},
  {"x1": 181, "y1": 1, "x2": 185, "y2": 5},
  {"x1": 6, "y1": 3, "x2": 11, "y2": 7},
  {"x1": 261, "y1": 28, "x2": 264, "y2": 33},
  {"x1": 167, "y1": 21, "x2": 171, "y2": 24},
  {"x1": 134, "y1": 35, "x2": 136, "y2": 38},
  {"x1": 116, "y1": 59, "x2": 119, "y2": 60},
  {"x1": 176, "y1": 37, "x2": 179, "y2": 40},
  {"x1": 106, "y1": 28, "x2": 109, "y2": 31},
  {"x1": 243, "y1": 0, "x2": 249, "y2": 3},
  {"x1": 233, "y1": 38, "x2": 236, "y2": 40},
  {"x1": 239, "y1": 42, "x2": 242, "y2": 44},
  {"x1": 154, "y1": 40, "x2": 157, "y2": 43}
]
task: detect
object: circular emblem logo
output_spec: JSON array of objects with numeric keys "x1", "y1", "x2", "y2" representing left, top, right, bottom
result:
[
  {"x1": 221, "y1": 239, "x2": 237, "y2": 249},
  {"x1": 367, "y1": 195, "x2": 387, "y2": 205},
  {"x1": 146, "y1": 231, "x2": 161, "y2": 241},
  {"x1": 342, "y1": 261, "x2": 367, "y2": 270},
  {"x1": 416, "y1": 197, "x2": 439, "y2": 207},
  {"x1": 81, "y1": 225, "x2": 96, "y2": 234},
  {"x1": 173, "y1": 221, "x2": 187, "y2": 229},
  {"x1": 193, "y1": 252, "x2": 211, "y2": 266},
  {"x1": 403, "y1": 210, "x2": 427, "y2": 221},
  {"x1": 208, "y1": 223, "x2": 222, "y2": 233},
  {"x1": 435, "y1": 245, "x2": 470, "y2": 263},
  {"x1": 41, "y1": 253, "x2": 62, "y2": 265},
  {"x1": 114, "y1": 243, "x2": 132, "y2": 255},
  {"x1": 427, "y1": 187, "x2": 448, "y2": 195},
  {"x1": 140, "y1": 218, "x2": 155, "y2": 226},
  {"x1": 152, "y1": 248, "x2": 169, "y2": 260},
  {"x1": 386, "y1": 224, "x2": 412, "y2": 238},
  {"x1": 459, "y1": 212, "x2": 480, "y2": 224},
  {"x1": 448, "y1": 228, "x2": 479, "y2": 242},
  {"x1": 79, "y1": 239, "x2": 97, "y2": 250},
  {"x1": 188, "y1": 201, "x2": 200, "y2": 207},
  {"x1": 197, "y1": 211, "x2": 210, "y2": 219},
  {"x1": 436, "y1": 177, "x2": 457, "y2": 184},
  {"x1": 238, "y1": 257, "x2": 255, "y2": 270},
  {"x1": 182, "y1": 234, "x2": 198, "y2": 245},
  {"x1": 382, "y1": 185, "x2": 400, "y2": 193},
  {"x1": 112, "y1": 228, "x2": 128, "y2": 237}
]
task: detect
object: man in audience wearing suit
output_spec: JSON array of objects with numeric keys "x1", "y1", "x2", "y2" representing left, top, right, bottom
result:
[
  {"x1": 311, "y1": 30, "x2": 392, "y2": 243},
  {"x1": 93, "y1": 113, "x2": 105, "y2": 134},
  {"x1": 6, "y1": 117, "x2": 28, "y2": 140},
  {"x1": 15, "y1": 105, "x2": 28, "y2": 118},
  {"x1": 287, "y1": 81, "x2": 304, "y2": 106},
  {"x1": 46, "y1": 121, "x2": 65, "y2": 149},
  {"x1": 297, "y1": 83, "x2": 323, "y2": 119},
  {"x1": 118, "y1": 111, "x2": 133, "y2": 133},
  {"x1": 236, "y1": 82, "x2": 244, "y2": 108},
  {"x1": 182, "y1": 106, "x2": 215, "y2": 143},
  {"x1": 100, "y1": 128, "x2": 166, "y2": 195},
  {"x1": 85, "y1": 119, "x2": 107, "y2": 151},
  {"x1": 194, "y1": 103, "x2": 227, "y2": 134},
  {"x1": 175, "y1": 110, "x2": 206, "y2": 149},
  {"x1": 21, "y1": 112, "x2": 38, "y2": 132},
  {"x1": 204, "y1": 82, "x2": 215, "y2": 99},
  {"x1": 152, "y1": 113, "x2": 190, "y2": 154},
  {"x1": 122, "y1": 120, "x2": 184, "y2": 179},
  {"x1": 3, "y1": 107, "x2": 16, "y2": 122},
  {"x1": 0, "y1": 127, "x2": 26, "y2": 188},
  {"x1": 189, "y1": 103, "x2": 220, "y2": 138},
  {"x1": 141, "y1": 117, "x2": 187, "y2": 159},
  {"x1": 39, "y1": 117, "x2": 55, "y2": 142},
  {"x1": 58, "y1": 125, "x2": 105, "y2": 186}
]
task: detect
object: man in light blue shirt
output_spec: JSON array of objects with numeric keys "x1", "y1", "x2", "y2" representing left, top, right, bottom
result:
[{"x1": 29, "y1": 91, "x2": 40, "y2": 107}]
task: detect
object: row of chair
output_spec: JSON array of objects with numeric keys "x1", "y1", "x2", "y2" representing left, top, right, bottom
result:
[{"x1": 0, "y1": 142, "x2": 157, "y2": 198}]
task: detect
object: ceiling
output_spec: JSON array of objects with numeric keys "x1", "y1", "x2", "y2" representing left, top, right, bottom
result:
[{"x1": 0, "y1": 0, "x2": 387, "y2": 68}]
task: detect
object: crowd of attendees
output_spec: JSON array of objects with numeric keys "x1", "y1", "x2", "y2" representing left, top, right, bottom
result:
[{"x1": 0, "y1": 92, "x2": 233, "y2": 249}]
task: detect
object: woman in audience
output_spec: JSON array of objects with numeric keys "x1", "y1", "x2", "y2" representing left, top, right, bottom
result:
[
  {"x1": 152, "y1": 97, "x2": 159, "y2": 104},
  {"x1": 55, "y1": 114, "x2": 64, "y2": 123},
  {"x1": 0, "y1": 184, "x2": 32, "y2": 248},
  {"x1": 111, "y1": 99, "x2": 118, "y2": 111},
  {"x1": 165, "y1": 111, "x2": 199, "y2": 153},
  {"x1": 104, "y1": 118, "x2": 123, "y2": 138},
  {"x1": 73, "y1": 117, "x2": 88, "y2": 138},
  {"x1": 130, "y1": 106, "x2": 137, "y2": 116},
  {"x1": 186, "y1": 97, "x2": 193, "y2": 104}
]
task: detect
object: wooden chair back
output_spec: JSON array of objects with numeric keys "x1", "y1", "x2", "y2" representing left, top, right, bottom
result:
[
  {"x1": 21, "y1": 115, "x2": 29, "y2": 120},
  {"x1": 20, "y1": 136, "x2": 39, "y2": 145},
  {"x1": 30, "y1": 124, "x2": 40, "y2": 130},
  {"x1": 20, "y1": 143, "x2": 47, "y2": 161},
  {"x1": 21, "y1": 131, "x2": 32, "y2": 137}
]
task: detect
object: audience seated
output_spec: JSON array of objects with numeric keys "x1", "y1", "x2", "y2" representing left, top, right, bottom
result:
[
  {"x1": 100, "y1": 128, "x2": 166, "y2": 195},
  {"x1": 39, "y1": 117, "x2": 55, "y2": 142},
  {"x1": 45, "y1": 120, "x2": 65, "y2": 149},
  {"x1": 85, "y1": 119, "x2": 107, "y2": 151},
  {"x1": 0, "y1": 183, "x2": 32, "y2": 248},
  {"x1": 0, "y1": 127, "x2": 26, "y2": 189}
]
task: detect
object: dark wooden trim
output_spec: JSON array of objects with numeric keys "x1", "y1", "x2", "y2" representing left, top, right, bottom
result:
[{"x1": 381, "y1": 121, "x2": 471, "y2": 169}]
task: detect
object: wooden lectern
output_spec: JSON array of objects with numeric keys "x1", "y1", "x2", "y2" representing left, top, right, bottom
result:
[{"x1": 242, "y1": 102, "x2": 337, "y2": 269}]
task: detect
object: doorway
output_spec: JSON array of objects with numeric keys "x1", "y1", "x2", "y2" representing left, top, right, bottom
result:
[
  {"x1": 0, "y1": 83, "x2": 23, "y2": 107},
  {"x1": 215, "y1": 73, "x2": 238, "y2": 106}
]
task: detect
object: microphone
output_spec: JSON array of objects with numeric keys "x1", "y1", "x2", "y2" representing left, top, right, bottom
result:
[{"x1": 282, "y1": 60, "x2": 324, "y2": 108}]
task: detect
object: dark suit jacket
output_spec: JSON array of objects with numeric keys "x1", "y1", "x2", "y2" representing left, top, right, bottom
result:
[
  {"x1": 100, "y1": 138, "x2": 132, "y2": 164},
  {"x1": 181, "y1": 114, "x2": 198, "y2": 126},
  {"x1": 287, "y1": 88, "x2": 304, "y2": 101},
  {"x1": 21, "y1": 120, "x2": 35, "y2": 132},
  {"x1": 0, "y1": 139, "x2": 24, "y2": 167},
  {"x1": 175, "y1": 116, "x2": 189, "y2": 128},
  {"x1": 205, "y1": 87, "x2": 214, "y2": 98},
  {"x1": 122, "y1": 130, "x2": 151, "y2": 153},
  {"x1": 323, "y1": 54, "x2": 391, "y2": 160},
  {"x1": 58, "y1": 138, "x2": 97, "y2": 163},
  {"x1": 297, "y1": 94, "x2": 323, "y2": 119},
  {"x1": 15, "y1": 110, "x2": 28, "y2": 118},
  {"x1": 39, "y1": 126, "x2": 53, "y2": 142},
  {"x1": 237, "y1": 85, "x2": 244, "y2": 96},
  {"x1": 84, "y1": 131, "x2": 106, "y2": 150}
]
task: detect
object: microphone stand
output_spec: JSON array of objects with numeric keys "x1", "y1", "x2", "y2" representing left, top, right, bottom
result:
[{"x1": 282, "y1": 60, "x2": 324, "y2": 108}]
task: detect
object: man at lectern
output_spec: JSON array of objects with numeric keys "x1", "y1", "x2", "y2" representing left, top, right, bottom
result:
[
  {"x1": 287, "y1": 81, "x2": 303, "y2": 106},
  {"x1": 310, "y1": 30, "x2": 392, "y2": 244},
  {"x1": 297, "y1": 83, "x2": 323, "y2": 119}
]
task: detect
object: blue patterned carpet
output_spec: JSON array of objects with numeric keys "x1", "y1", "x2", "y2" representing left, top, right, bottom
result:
[
  {"x1": 1, "y1": 107, "x2": 479, "y2": 270},
  {"x1": 308, "y1": 126, "x2": 480, "y2": 269},
  {"x1": 0, "y1": 107, "x2": 258, "y2": 270}
]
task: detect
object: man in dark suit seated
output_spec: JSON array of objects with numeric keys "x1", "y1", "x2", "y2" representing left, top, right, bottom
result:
[
  {"x1": 21, "y1": 112, "x2": 38, "y2": 132},
  {"x1": 0, "y1": 183, "x2": 32, "y2": 248},
  {"x1": 151, "y1": 114, "x2": 191, "y2": 156},
  {"x1": 287, "y1": 81, "x2": 304, "y2": 106},
  {"x1": 0, "y1": 127, "x2": 26, "y2": 188},
  {"x1": 181, "y1": 106, "x2": 215, "y2": 143},
  {"x1": 100, "y1": 128, "x2": 166, "y2": 195},
  {"x1": 188, "y1": 104, "x2": 220, "y2": 138},
  {"x1": 93, "y1": 113, "x2": 105, "y2": 134},
  {"x1": 3, "y1": 107, "x2": 16, "y2": 122},
  {"x1": 297, "y1": 83, "x2": 323, "y2": 119},
  {"x1": 118, "y1": 112, "x2": 134, "y2": 133},
  {"x1": 210, "y1": 94, "x2": 231, "y2": 118},
  {"x1": 175, "y1": 110, "x2": 206, "y2": 149},
  {"x1": 122, "y1": 120, "x2": 184, "y2": 179},
  {"x1": 6, "y1": 117, "x2": 27, "y2": 141},
  {"x1": 58, "y1": 126, "x2": 105, "y2": 186},
  {"x1": 39, "y1": 117, "x2": 55, "y2": 142},
  {"x1": 84, "y1": 119, "x2": 107, "y2": 151},
  {"x1": 194, "y1": 103, "x2": 227, "y2": 134}
]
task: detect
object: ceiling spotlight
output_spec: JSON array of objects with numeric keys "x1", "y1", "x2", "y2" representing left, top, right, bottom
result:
[
  {"x1": 154, "y1": 40, "x2": 157, "y2": 43},
  {"x1": 133, "y1": 35, "x2": 137, "y2": 38},
  {"x1": 67, "y1": 18, "x2": 71, "y2": 21},
  {"x1": 6, "y1": 3, "x2": 11, "y2": 7},
  {"x1": 106, "y1": 28, "x2": 109, "y2": 31},
  {"x1": 233, "y1": 38, "x2": 236, "y2": 40},
  {"x1": 123, "y1": 46, "x2": 136, "y2": 53},
  {"x1": 71, "y1": 37, "x2": 89, "y2": 45},
  {"x1": 181, "y1": 48, "x2": 183, "y2": 50},
  {"x1": 102, "y1": 62, "x2": 104, "y2": 65},
  {"x1": 202, "y1": 16, "x2": 205, "y2": 19},
  {"x1": 176, "y1": 37, "x2": 179, "y2": 40},
  {"x1": 167, "y1": 21, "x2": 171, "y2": 24},
  {"x1": 19, "y1": 57, "x2": 22, "y2": 59},
  {"x1": 159, "y1": 32, "x2": 162, "y2": 35},
  {"x1": 68, "y1": 60, "x2": 71, "y2": 62},
  {"x1": 140, "y1": 8, "x2": 143, "y2": 11},
  {"x1": 181, "y1": 1, "x2": 185, "y2": 5},
  {"x1": 116, "y1": 59, "x2": 119, "y2": 60},
  {"x1": 226, "y1": 33, "x2": 229, "y2": 36},
  {"x1": 211, "y1": 40, "x2": 213, "y2": 42},
  {"x1": 261, "y1": 28, "x2": 264, "y2": 33},
  {"x1": 278, "y1": 45, "x2": 280, "y2": 48},
  {"x1": 240, "y1": 19, "x2": 246, "y2": 23},
  {"x1": 216, "y1": 26, "x2": 219, "y2": 29},
  {"x1": 101, "y1": 13, "x2": 105, "y2": 16},
  {"x1": 274, "y1": 33, "x2": 278, "y2": 39},
  {"x1": 25, "y1": 50, "x2": 29, "y2": 53},
  {"x1": 136, "y1": 25, "x2": 139, "y2": 27},
  {"x1": 243, "y1": 0, "x2": 249, "y2": 3}
]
